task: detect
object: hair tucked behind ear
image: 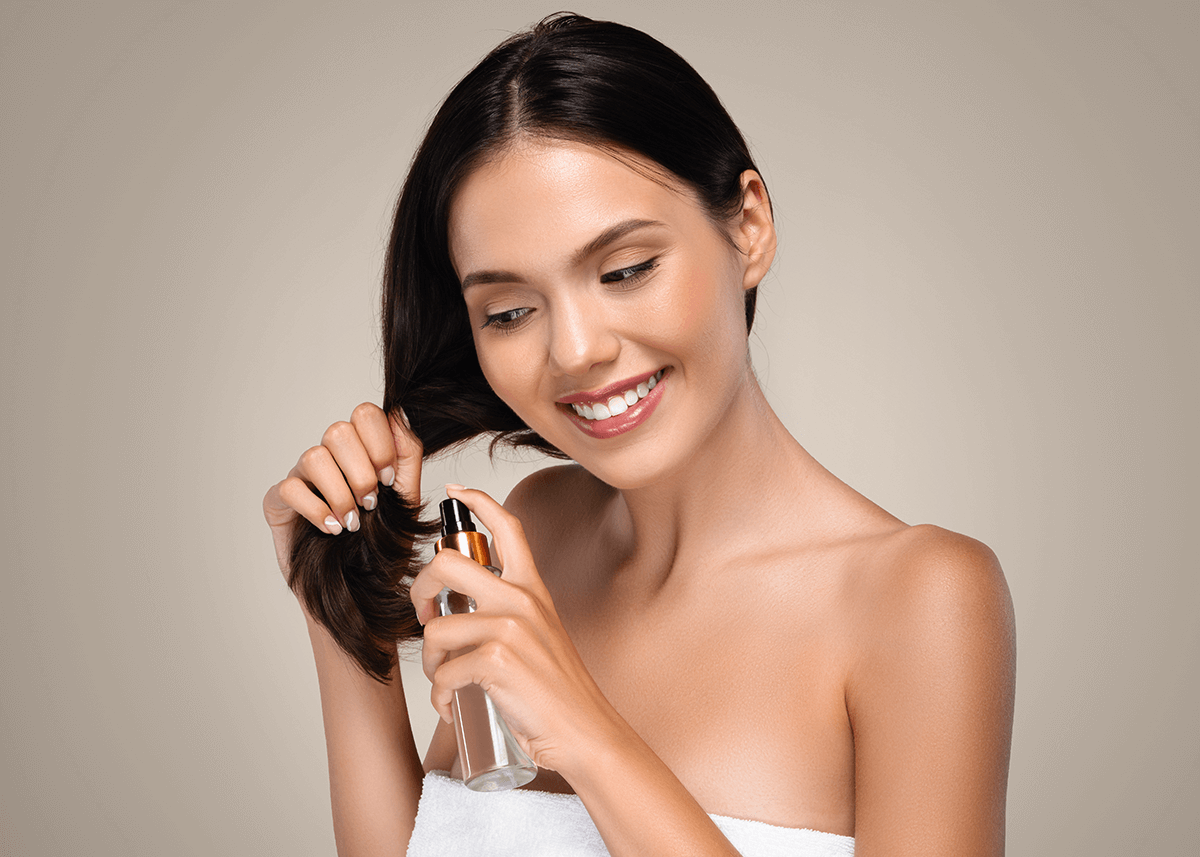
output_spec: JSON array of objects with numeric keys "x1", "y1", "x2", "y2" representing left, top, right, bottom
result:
[{"x1": 287, "y1": 12, "x2": 767, "y2": 682}]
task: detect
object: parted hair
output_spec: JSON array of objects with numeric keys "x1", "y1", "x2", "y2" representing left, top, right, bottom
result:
[{"x1": 287, "y1": 12, "x2": 768, "y2": 681}]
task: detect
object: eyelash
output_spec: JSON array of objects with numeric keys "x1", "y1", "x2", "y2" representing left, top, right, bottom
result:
[
  {"x1": 600, "y1": 258, "x2": 658, "y2": 286},
  {"x1": 481, "y1": 307, "x2": 532, "y2": 332},
  {"x1": 481, "y1": 258, "x2": 659, "y2": 332}
]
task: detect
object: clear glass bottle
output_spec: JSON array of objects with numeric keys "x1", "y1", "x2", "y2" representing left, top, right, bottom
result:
[{"x1": 433, "y1": 498, "x2": 538, "y2": 792}]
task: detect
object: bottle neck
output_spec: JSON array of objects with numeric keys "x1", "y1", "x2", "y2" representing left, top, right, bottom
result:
[{"x1": 434, "y1": 530, "x2": 492, "y2": 566}]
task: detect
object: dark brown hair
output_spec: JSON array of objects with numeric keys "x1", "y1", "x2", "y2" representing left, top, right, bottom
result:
[{"x1": 288, "y1": 13, "x2": 767, "y2": 681}]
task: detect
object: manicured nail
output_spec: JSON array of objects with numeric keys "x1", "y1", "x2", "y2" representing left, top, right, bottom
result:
[
  {"x1": 344, "y1": 510, "x2": 359, "y2": 532},
  {"x1": 378, "y1": 465, "x2": 395, "y2": 487},
  {"x1": 445, "y1": 483, "x2": 465, "y2": 492},
  {"x1": 399, "y1": 407, "x2": 412, "y2": 429},
  {"x1": 324, "y1": 515, "x2": 343, "y2": 535},
  {"x1": 362, "y1": 491, "x2": 377, "y2": 511}
]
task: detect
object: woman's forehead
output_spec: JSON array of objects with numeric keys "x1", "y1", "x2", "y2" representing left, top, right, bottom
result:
[{"x1": 447, "y1": 138, "x2": 703, "y2": 272}]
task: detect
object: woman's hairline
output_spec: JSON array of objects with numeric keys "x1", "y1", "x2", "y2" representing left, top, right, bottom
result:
[{"x1": 448, "y1": 129, "x2": 755, "y2": 258}]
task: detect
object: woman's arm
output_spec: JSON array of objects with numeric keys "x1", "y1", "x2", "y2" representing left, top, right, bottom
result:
[
  {"x1": 559, "y1": 717, "x2": 745, "y2": 856},
  {"x1": 847, "y1": 525, "x2": 1016, "y2": 856},
  {"x1": 264, "y1": 403, "x2": 427, "y2": 856},
  {"x1": 305, "y1": 611, "x2": 424, "y2": 856}
]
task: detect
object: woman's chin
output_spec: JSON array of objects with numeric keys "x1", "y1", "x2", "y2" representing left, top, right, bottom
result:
[{"x1": 566, "y1": 442, "x2": 691, "y2": 493}]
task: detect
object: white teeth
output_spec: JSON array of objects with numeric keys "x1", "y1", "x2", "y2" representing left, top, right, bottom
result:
[{"x1": 569, "y1": 370, "x2": 665, "y2": 423}]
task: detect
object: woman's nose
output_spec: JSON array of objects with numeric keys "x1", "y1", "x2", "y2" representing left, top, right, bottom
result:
[{"x1": 547, "y1": 297, "x2": 619, "y2": 377}]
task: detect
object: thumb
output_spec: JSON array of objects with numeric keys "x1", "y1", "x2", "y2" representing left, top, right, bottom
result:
[{"x1": 389, "y1": 407, "x2": 424, "y2": 500}]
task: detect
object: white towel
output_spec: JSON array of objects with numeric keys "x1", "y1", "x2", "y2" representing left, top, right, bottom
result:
[{"x1": 407, "y1": 770, "x2": 855, "y2": 856}]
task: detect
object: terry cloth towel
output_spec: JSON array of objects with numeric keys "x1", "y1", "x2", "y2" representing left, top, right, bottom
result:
[{"x1": 406, "y1": 770, "x2": 855, "y2": 856}]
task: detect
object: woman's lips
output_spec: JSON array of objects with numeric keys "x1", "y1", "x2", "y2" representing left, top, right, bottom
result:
[
  {"x1": 564, "y1": 369, "x2": 663, "y2": 420},
  {"x1": 561, "y1": 368, "x2": 668, "y2": 439},
  {"x1": 557, "y1": 368, "x2": 664, "y2": 406}
]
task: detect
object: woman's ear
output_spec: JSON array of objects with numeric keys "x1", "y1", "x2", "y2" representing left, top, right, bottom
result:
[{"x1": 732, "y1": 170, "x2": 777, "y2": 290}]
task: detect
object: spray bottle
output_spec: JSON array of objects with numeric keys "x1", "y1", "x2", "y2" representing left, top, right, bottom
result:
[{"x1": 433, "y1": 498, "x2": 538, "y2": 791}]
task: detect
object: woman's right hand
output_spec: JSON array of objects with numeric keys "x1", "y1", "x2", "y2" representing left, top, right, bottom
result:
[{"x1": 262, "y1": 402, "x2": 423, "y2": 585}]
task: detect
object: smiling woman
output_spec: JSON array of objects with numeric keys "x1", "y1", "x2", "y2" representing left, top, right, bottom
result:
[{"x1": 262, "y1": 12, "x2": 1014, "y2": 857}]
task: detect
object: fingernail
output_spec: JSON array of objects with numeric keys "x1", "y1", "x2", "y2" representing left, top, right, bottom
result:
[
  {"x1": 362, "y1": 492, "x2": 377, "y2": 511},
  {"x1": 378, "y1": 465, "x2": 395, "y2": 487},
  {"x1": 324, "y1": 515, "x2": 343, "y2": 535},
  {"x1": 344, "y1": 510, "x2": 359, "y2": 532},
  {"x1": 400, "y1": 407, "x2": 412, "y2": 429},
  {"x1": 445, "y1": 483, "x2": 465, "y2": 492}
]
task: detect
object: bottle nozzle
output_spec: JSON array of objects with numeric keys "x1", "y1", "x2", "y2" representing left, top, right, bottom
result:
[{"x1": 439, "y1": 498, "x2": 476, "y2": 535}]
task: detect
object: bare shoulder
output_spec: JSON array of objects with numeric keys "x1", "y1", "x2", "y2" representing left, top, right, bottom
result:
[
  {"x1": 847, "y1": 524, "x2": 1010, "y2": 621},
  {"x1": 503, "y1": 463, "x2": 608, "y2": 524},
  {"x1": 844, "y1": 522, "x2": 1016, "y2": 706},
  {"x1": 503, "y1": 464, "x2": 613, "y2": 575}
]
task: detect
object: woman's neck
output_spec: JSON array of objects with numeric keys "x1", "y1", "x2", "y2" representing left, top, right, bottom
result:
[{"x1": 605, "y1": 372, "x2": 828, "y2": 591}]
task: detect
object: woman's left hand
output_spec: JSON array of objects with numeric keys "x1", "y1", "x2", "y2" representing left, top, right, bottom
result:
[{"x1": 409, "y1": 485, "x2": 620, "y2": 775}]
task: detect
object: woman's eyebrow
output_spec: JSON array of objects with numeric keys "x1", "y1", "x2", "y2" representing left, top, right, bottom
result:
[
  {"x1": 460, "y1": 218, "x2": 666, "y2": 291},
  {"x1": 569, "y1": 218, "x2": 665, "y2": 266},
  {"x1": 459, "y1": 269, "x2": 524, "y2": 291}
]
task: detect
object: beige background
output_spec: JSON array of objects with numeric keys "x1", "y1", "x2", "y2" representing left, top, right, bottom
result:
[{"x1": 2, "y1": 1, "x2": 1196, "y2": 854}]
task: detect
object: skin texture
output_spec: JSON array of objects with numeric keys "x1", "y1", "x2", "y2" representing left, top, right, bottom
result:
[{"x1": 263, "y1": 138, "x2": 1015, "y2": 855}]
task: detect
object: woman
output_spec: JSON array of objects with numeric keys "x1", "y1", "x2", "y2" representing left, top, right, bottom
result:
[{"x1": 263, "y1": 14, "x2": 1015, "y2": 856}]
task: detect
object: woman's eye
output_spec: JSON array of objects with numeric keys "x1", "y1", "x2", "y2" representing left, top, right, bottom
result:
[
  {"x1": 600, "y1": 258, "x2": 658, "y2": 286},
  {"x1": 481, "y1": 307, "x2": 533, "y2": 331}
]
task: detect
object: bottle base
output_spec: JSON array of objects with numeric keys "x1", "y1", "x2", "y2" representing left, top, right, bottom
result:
[{"x1": 464, "y1": 764, "x2": 538, "y2": 792}]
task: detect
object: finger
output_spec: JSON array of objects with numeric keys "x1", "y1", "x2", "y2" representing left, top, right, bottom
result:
[
  {"x1": 388, "y1": 408, "x2": 423, "y2": 500},
  {"x1": 321, "y1": 420, "x2": 379, "y2": 513},
  {"x1": 262, "y1": 481, "x2": 298, "y2": 528},
  {"x1": 272, "y1": 475, "x2": 343, "y2": 534},
  {"x1": 445, "y1": 486, "x2": 535, "y2": 580},
  {"x1": 293, "y1": 444, "x2": 359, "y2": 533},
  {"x1": 420, "y1": 612, "x2": 525, "y2": 682},
  {"x1": 409, "y1": 548, "x2": 507, "y2": 625},
  {"x1": 350, "y1": 402, "x2": 398, "y2": 496},
  {"x1": 429, "y1": 640, "x2": 516, "y2": 725}
]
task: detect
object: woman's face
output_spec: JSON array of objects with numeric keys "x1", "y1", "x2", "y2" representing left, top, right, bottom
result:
[{"x1": 447, "y1": 138, "x2": 770, "y2": 489}]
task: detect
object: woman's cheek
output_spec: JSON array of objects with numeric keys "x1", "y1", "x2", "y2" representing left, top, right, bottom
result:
[
  {"x1": 651, "y1": 270, "x2": 727, "y2": 348},
  {"x1": 478, "y1": 343, "x2": 541, "y2": 419}
]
